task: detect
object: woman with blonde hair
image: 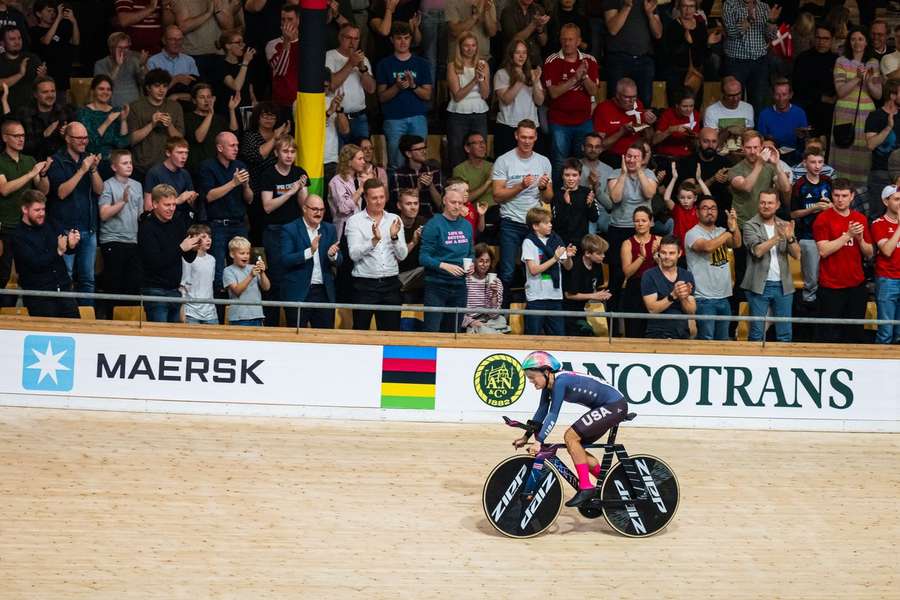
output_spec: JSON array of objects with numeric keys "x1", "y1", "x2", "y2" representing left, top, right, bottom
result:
[
  {"x1": 446, "y1": 31, "x2": 490, "y2": 169},
  {"x1": 328, "y1": 144, "x2": 370, "y2": 238},
  {"x1": 493, "y1": 39, "x2": 544, "y2": 156}
]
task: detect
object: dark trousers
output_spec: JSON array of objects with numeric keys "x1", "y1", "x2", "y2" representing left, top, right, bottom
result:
[
  {"x1": 100, "y1": 242, "x2": 142, "y2": 318},
  {"x1": 23, "y1": 292, "x2": 79, "y2": 318},
  {"x1": 725, "y1": 55, "x2": 770, "y2": 114},
  {"x1": 285, "y1": 284, "x2": 335, "y2": 329},
  {"x1": 262, "y1": 224, "x2": 285, "y2": 327},
  {"x1": 0, "y1": 229, "x2": 16, "y2": 307},
  {"x1": 620, "y1": 277, "x2": 648, "y2": 338},
  {"x1": 498, "y1": 218, "x2": 530, "y2": 308},
  {"x1": 352, "y1": 275, "x2": 401, "y2": 331},
  {"x1": 816, "y1": 284, "x2": 869, "y2": 343},
  {"x1": 605, "y1": 52, "x2": 655, "y2": 108},
  {"x1": 525, "y1": 298, "x2": 564, "y2": 336},
  {"x1": 423, "y1": 281, "x2": 467, "y2": 332},
  {"x1": 605, "y1": 225, "x2": 635, "y2": 335}
]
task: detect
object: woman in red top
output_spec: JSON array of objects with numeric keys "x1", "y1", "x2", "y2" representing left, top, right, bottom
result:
[
  {"x1": 619, "y1": 206, "x2": 660, "y2": 338},
  {"x1": 652, "y1": 89, "x2": 702, "y2": 159}
]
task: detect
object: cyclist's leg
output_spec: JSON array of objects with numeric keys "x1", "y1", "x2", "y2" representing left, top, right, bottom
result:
[
  {"x1": 563, "y1": 427, "x2": 593, "y2": 491},
  {"x1": 571, "y1": 400, "x2": 630, "y2": 476}
]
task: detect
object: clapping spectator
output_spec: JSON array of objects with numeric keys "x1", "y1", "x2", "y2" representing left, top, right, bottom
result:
[
  {"x1": 17, "y1": 76, "x2": 76, "y2": 162},
  {"x1": 463, "y1": 243, "x2": 508, "y2": 333},
  {"x1": 492, "y1": 40, "x2": 544, "y2": 157},
  {"x1": 789, "y1": 147, "x2": 831, "y2": 306},
  {"x1": 98, "y1": 149, "x2": 144, "y2": 313},
  {"x1": 792, "y1": 24, "x2": 838, "y2": 142},
  {"x1": 563, "y1": 233, "x2": 611, "y2": 336},
  {"x1": 265, "y1": 4, "x2": 301, "y2": 112},
  {"x1": 46, "y1": 122, "x2": 104, "y2": 306},
  {"x1": 127, "y1": 68, "x2": 184, "y2": 181},
  {"x1": 180, "y1": 223, "x2": 217, "y2": 324},
  {"x1": 143, "y1": 137, "x2": 198, "y2": 218},
  {"x1": 551, "y1": 158, "x2": 599, "y2": 247},
  {"x1": 593, "y1": 77, "x2": 657, "y2": 159},
  {"x1": 0, "y1": 27, "x2": 45, "y2": 110},
  {"x1": 215, "y1": 29, "x2": 256, "y2": 117},
  {"x1": 369, "y1": 0, "x2": 422, "y2": 63},
  {"x1": 329, "y1": 144, "x2": 367, "y2": 239},
  {"x1": 30, "y1": 0, "x2": 80, "y2": 93},
  {"x1": 391, "y1": 134, "x2": 443, "y2": 215},
  {"x1": 602, "y1": 0, "x2": 662, "y2": 107},
  {"x1": 446, "y1": 0, "x2": 497, "y2": 65},
  {"x1": 521, "y1": 205, "x2": 574, "y2": 335},
  {"x1": 12, "y1": 190, "x2": 80, "y2": 318},
  {"x1": 115, "y1": 0, "x2": 173, "y2": 55},
  {"x1": 327, "y1": 23, "x2": 375, "y2": 141},
  {"x1": 173, "y1": 0, "x2": 237, "y2": 76},
  {"x1": 138, "y1": 183, "x2": 200, "y2": 323},
  {"x1": 872, "y1": 185, "x2": 900, "y2": 344},
  {"x1": 94, "y1": 32, "x2": 148, "y2": 108},
  {"x1": 641, "y1": 234, "x2": 696, "y2": 339},
  {"x1": 499, "y1": 0, "x2": 548, "y2": 69},
  {"x1": 662, "y1": 0, "x2": 717, "y2": 105},
  {"x1": 184, "y1": 83, "x2": 239, "y2": 174},
  {"x1": 722, "y1": 0, "x2": 780, "y2": 113},
  {"x1": 77, "y1": 76, "x2": 131, "y2": 180},
  {"x1": 620, "y1": 206, "x2": 658, "y2": 337},
  {"x1": 652, "y1": 88, "x2": 701, "y2": 160},
  {"x1": 359, "y1": 136, "x2": 390, "y2": 189},
  {"x1": 396, "y1": 188, "x2": 427, "y2": 309},
  {"x1": 147, "y1": 25, "x2": 199, "y2": 101},
  {"x1": 446, "y1": 32, "x2": 490, "y2": 171}
]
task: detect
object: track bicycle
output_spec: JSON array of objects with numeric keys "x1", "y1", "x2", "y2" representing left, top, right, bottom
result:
[{"x1": 482, "y1": 413, "x2": 680, "y2": 539}]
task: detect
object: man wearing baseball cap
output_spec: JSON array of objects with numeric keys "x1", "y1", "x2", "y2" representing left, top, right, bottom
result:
[{"x1": 871, "y1": 184, "x2": 900, "y2": 343}]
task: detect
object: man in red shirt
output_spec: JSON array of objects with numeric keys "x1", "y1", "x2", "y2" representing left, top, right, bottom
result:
[
  {"x1": 593, "y1": 77, "x2": 656, "y2": 160},
  {"x1": 266, "y1": 4, "x2": 301, "y2": 112},
  {"x1": 813, "y1": 177, "x2": 874, "y2": 343},
  {"x1": 543, "y1": 23, "x2": 599, "y2": 180},
  {"x1": 115, "y1": 0, "x2": 174, "y2": 54},
  {"x1": 872, "y1": 184, "x2": 900, "y2": 343}
]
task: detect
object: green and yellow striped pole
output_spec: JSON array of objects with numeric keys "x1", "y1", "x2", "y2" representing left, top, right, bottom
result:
[{"x1": 296, "y1": 0, "x2": 327, "y2": 197}]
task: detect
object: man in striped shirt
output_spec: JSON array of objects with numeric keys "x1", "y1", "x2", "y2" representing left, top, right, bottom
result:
[{"x1": 722, "y1": 0, "x2": 780, "y2": 114}]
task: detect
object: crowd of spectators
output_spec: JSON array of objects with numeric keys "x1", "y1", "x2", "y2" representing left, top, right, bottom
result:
[{"x1": 0, "y1": 0, "x2": 899, "y2": 344}]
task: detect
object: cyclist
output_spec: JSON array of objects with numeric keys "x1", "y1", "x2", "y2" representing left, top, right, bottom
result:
[{"x1": 512, "y1": 350, "x2": 629, "y2": 508}]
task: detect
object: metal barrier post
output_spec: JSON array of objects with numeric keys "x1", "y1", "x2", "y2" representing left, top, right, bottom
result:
[
  {"x1": 762, "y1": 313, "x2": 768, "y2": 348},
  {"x1": 139, "y1": 297, "x2": 144, "y2": 328}
]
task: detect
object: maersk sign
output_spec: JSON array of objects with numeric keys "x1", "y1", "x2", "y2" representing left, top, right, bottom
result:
[{"x1": 559, "y1": 361, "x2": 853, "y2": 410}]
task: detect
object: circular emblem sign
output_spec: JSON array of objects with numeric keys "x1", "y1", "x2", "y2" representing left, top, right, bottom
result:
[{"x1": 473, "y1": 353, "x2": 525, "y2": 407}]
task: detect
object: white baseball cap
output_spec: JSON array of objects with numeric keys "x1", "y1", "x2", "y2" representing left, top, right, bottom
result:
[{"x1": 882, "y1": 185, "x2": 899, "y2": 200}]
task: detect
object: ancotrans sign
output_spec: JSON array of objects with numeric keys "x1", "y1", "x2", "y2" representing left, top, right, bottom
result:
[{"x1": 2, "y1": 330, "x2": 896, "y2": 431}]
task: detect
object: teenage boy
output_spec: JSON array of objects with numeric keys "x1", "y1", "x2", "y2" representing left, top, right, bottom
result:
[
  {"x1": 143, "y1": 136, "x2": 198, "y2": 218},
  {"x1": 98, "y1": 149, "x2": 143, "y2": 315},
  {"x1": 872, "y1": 185, "x2": 900, "y2": 343},
  {"x1": 813, "y1": 178, "x2": 874, "y2": 343},
  {"x1": 127, "y1": 68, "x2": 184, "y2": 180},
  {"x1": 521, "y1": 206, "x2": 575, "y2": 336},
  {"x1": 223, "y1": 235, "x2": 269, "y2": 326},
  {"x1": 563, "y1": 233, "x2": 611, "y2": 336},
  {"x1": 180, "y1": 223, "x2": 217, "y2": 324},
  {"x1": 552, "y1": 158, "x2": 599, "y2": 247},
  {"x1": 789, "y1": 148, "x2": 832, "y2": 305}
]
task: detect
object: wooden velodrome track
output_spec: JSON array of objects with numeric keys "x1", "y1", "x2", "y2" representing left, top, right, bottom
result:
[{"x1": 0, "y1": 318, "x2": 898, "y2": 598}]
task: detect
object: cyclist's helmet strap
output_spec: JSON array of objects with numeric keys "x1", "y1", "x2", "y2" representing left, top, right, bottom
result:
[{"x1": 521, "y1": 351, "x2": 562, "y2": 373}]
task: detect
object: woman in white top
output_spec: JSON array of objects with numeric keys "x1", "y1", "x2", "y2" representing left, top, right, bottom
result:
[
  {"x1": 446, "y1": 31, "x2": 491, "y2": 170},
  {"x1": 493, "y1": 39, "x2": 544, "y2": 157}
]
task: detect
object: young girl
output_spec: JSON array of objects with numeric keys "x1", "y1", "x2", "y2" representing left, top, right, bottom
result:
[
  {"x1": 446, "y1": 32, "x2": 490, "y2": 170},
  {"x1": 620, "y1": 206, "x2": 660, "y2": 338},
  {"x1": 493, "y1": 40, "x2": 544, "y2": 157},
  {"x1": 463, "y1": 243, "x2": 508, "y2": 333}
]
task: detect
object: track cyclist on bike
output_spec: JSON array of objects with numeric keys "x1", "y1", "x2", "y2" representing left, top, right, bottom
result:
[{"x1": 513, "y1": 351, "x2": 629, "y2": 508}]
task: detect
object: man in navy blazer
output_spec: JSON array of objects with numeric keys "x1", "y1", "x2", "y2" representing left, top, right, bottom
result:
[{"x1": 281, "y1": 194, "x2": 342, "y2": 328}]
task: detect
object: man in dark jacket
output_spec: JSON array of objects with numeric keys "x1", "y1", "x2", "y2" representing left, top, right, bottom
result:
[
  {"x1": 138, "y1": 183, "x2": 199, "y2": 323},
  {"x1": 12, "y1": 189, "x2": 80, "y2": 318}
]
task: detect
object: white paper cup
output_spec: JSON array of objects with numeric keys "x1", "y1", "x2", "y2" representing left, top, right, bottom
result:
[
  {"x1": 463, "y1": 258, "x2": 473, "y2": 272},
  {"x1": 486, "y1": 273, "x2": 497, "y2": 284}
]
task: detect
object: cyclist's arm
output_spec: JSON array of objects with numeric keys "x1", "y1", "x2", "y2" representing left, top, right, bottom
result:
[
  {"x1": 531, "y1": 390, "x2": 550, "y2": 432},
  {"x1": 536, "y1": 380, "x2": 567, "y2": 442}
]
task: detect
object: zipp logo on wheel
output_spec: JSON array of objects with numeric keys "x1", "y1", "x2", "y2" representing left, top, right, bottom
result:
[
  {"x1": 521, "y1": 472, "x2": 556, "y2": 528},
  {"x1": 491, "y1": 463, "x2": 527, "y2": 521}
]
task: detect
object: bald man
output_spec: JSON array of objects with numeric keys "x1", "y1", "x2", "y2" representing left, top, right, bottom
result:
[
  {"x1": 676, "y1": 127, "x2": 734, "y2": 226},
  {"x1": 46, "y1": 121, "x2": 105, "y2": 304},
  {"x1": 197, "y1": 130, "x2": 253, "y2": 290},
  {"x1": 419, "y1": 188, "x2": 475, "y2": 332}
]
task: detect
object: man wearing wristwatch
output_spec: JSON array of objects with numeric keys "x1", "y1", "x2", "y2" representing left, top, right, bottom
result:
[
  {"x1": 641, "y1": 235, "x2": 696, "y2": 339},
  {"x1": 327, "y1": 23, "x2": 376, "y2": 142}
]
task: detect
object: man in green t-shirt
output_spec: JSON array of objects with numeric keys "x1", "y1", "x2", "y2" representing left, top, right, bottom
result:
[
  {"x1": 452, "y1": 131, "x2": 495, "y2": 241},
  {"x1": 0, "y1": 119, "x2": 51, "y2": 306},
  {"x1": 728, "y1": 130, "x2": 791, "y2": 227}
]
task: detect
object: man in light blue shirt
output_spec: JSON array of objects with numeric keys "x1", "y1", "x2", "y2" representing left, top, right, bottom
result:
[{"x1": 147, "y1": 26, "x2": 199, "y2": 102}]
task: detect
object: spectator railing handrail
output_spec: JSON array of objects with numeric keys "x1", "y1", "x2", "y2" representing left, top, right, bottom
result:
[{"x1": 2, "y1": 289, "x2": 897, "y2": 345}]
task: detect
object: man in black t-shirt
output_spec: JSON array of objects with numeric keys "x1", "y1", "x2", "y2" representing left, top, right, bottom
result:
[
  {"x1": 865, "y1": 78, "x2": 900, "y2": 220},
  {"x1": 183, "y1": 83, "x2": 239, "y2": 175},
  {"x1": 30, "y1": 0, "x2": 78, "y2": 92},
  {"x1": 677, "y1": 127, "x2": 733, "y2": 226},
  {"x1": 143, "y1": 137, "x2": 198, "y2": 221},
  {"x1": 641, "y1": 235, "x2": 696, "y2": 339},
  {"x1": 563, "y1": 233, "x2": 611, "y2": 336},
  {"x1": 396, "y1": 187, "x2": 427, "y2": 306}
]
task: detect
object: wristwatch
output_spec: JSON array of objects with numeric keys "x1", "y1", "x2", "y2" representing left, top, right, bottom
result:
[
  {"x1": 786, "y1": 237, "x2": 796, "y2": 244},
  {"x1": 667, "y1": 292, "x2": 676, "y2": 302}
]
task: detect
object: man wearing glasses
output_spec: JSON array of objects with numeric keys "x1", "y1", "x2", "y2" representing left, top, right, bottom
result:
[
  {"x1": 327, "y1": 23, "x2": 375, "y2": 142},
  {"x1": 45, "y1": 121, "x2": 104, "y2": 306},
  {"x1": 390, "y1": 134, "x2": 443, "y2": 217},
  {"x1": 0, "y1": 120, "x2": 51, "y2": 307},
  {"x1": 703, "y1": 76, "x2": 755, "y2": 132},
  {"x1": 592, "y1": 77, "x2": 657, "y2": 160}
]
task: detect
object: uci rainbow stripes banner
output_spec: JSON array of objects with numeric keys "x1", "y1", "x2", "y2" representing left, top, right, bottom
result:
[
  {"x1": 381, "y1": 346, "x2": 437, "y2": 410},
  {"x1": 296, "y1": 0, "x2": 327, "y2": 197}
]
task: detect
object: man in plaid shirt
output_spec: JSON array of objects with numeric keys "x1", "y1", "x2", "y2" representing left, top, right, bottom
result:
[
  {"x1": 722, "y1": 0, "x2": 781, "y2": 114},
  {"x1": 390, "y1": 135, "x2": 444, "y2": 217}
]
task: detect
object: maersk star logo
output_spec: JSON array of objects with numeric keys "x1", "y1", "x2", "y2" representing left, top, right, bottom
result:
[{"x1": 22, "y1": 335, "x2": 75, "y2": 392}]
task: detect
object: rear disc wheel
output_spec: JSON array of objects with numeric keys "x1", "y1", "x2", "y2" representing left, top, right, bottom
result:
[{"x1": 600, "y1": 454, "x2": 679, "y2": 538}]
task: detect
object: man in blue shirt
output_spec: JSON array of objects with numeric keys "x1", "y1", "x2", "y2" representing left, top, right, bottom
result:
[
  {"x1": 375, "y1": 22, "x2": 433, "y2": 169},
  {"x1": 757, "y1": 78, "x2": 808, "y2": 163},
  {"x1": 146, "y1": 26, "x2": 199, "y2": 102},
  {"x1": 46, "y1": 121, "x2": 104, "y2": 305},
  {"x1": 197, "y1": 131, "x2": 253, "y2": 291}
]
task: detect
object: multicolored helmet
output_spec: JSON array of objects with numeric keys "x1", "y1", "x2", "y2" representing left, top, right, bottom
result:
[{"x1": 521, "y1": 351, "x2": 561, "y2": 372}]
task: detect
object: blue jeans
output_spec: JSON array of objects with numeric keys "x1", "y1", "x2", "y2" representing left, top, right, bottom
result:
[
  {"x1": 142, "y1": 287, "x2": 182, "y2": 323},
  {"x1": 525, "y1": 298, "x2": 564, "y2": 336},
  {"x1": 383, "y1": 115, "x2": 428, "y2": 169},
  {"x1": 548, "y1": 119, "x2": 593, "y2": 184},
  {"x1": 695, "y1": 297, "x2": 732, "y2": 340},
  {"x1": 419, "y1": 9, "x2": 446, "y2": 86},
  {"x1": 745, "y1": 280, "x2": 793, "y2": 342},
  {"x1": 423, "y1": 281, "x2": 467, "y2": 332},
  {"x1": 725, "y1": 55, "x2": 769, "y2": 115},
  {"x1": 340, "y1": 112, "x2": 370, "y2": 146},
  {"x1": 185, "y1": 316, "x2": 218, "y2": 324},
  {"x1": 61, "y1": 229, "x2": 96, "y2": 306},
  {"x1": 229, "y1": 318, "x2": 264, "y2": 326},
  {"x1": 605, "y1": 52, "x2": 655, "y2": 107},
  {"x1": 498, "y1": 218, "x2": 530, "y2": 305},
  {"x1": 210, "y1": 222, "x2": 249, "y2": 290},
  {"x1": 875, "y1": 276, "x2": 900, "y2": 344}
]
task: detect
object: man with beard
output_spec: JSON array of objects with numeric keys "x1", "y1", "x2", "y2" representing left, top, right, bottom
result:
[
  {"x1": 17, "y1": 76, "x2": 76, "y2": 162},
  {"x1": 641, "y1": 234, "x2": 696, "y2": 339},
  {"x1": 580, "y1": 132, "x2": 613, "y2": 233},
  {"x1": 676, "y1": 127, "x2": 733, "y2": 223}
]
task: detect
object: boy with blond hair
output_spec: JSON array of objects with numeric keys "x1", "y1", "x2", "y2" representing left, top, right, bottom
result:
[
  {"x1": 222, "y1": 236, "x2": 269, "y2": 326},
  {"x1": 521, "y1": 206, "x2": 576, "y2": 335}
]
